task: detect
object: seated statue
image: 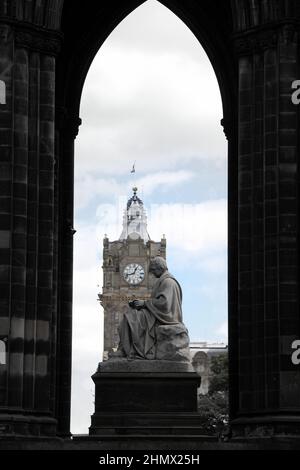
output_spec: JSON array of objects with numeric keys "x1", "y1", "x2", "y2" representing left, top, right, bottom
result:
[{"x1": 110, "y1": 256, "x2": 190, "y2": 362}]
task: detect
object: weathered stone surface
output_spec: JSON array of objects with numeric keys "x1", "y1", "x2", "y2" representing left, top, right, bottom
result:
[
  {"x1": 97, "y1": 359, "x2": 194, "y2": 373},
  {"x1": 89, "y1": 365, "x2": 201, "y2": 435},
  {"x1": 155, "y1": 324, "x2": 191, "y2": 362}
]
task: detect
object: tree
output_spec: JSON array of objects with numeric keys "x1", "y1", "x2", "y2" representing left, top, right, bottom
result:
[
  {"x1": 197, "y1": 353, "x2": 229, "y2": 436},
  {"x1": 208, "y1": 354, "x2": 228, "y2": 395}
]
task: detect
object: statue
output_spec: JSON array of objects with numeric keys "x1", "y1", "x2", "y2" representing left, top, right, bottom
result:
[
  {"x1": 91, "y1": 256, "x2": 199, "y2": 437},
  {"x1": 110, "y1": 256, "x2": 190, "y2": 362}
]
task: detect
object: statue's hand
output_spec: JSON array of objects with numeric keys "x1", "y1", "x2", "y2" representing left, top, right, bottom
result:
[{"x1": 131, "y1": 300, "x2": 145, "y2": 310}]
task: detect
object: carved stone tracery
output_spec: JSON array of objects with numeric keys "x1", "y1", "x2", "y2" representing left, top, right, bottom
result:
[
  {"x1": 15, "y1": 29, "x2": 62, "y2": 55},
  {"x1": 233, "y1": 28, "x2": 278, "y2": 55},
  {"x1": 0, "y1": 17, "x2": 62, "y2": 55},
  {"x1": 233, "y1": 22, "x2": 299, "y2": 55}
]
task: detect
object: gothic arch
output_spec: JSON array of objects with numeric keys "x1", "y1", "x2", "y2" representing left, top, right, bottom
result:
[
  {"x1": 1, "y1": 0, "x2": 300, "y2": 441},
  {"x1": 55, "y1": 0, "x2": 238, "y2": 436},
  {"x1": 57, "y1": 0, "x2": 237, "y2": 131}
]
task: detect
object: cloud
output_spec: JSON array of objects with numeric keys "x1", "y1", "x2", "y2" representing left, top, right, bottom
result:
[
  {"x1": 75, "y1": 170, "x2": 196, "y2": 210},
  {"x1": 71, "y1": 261, "x2": 104, "y2": 433},
  {"x1": 73, "y1": 223, "x2": 102, "y2": 271},
  {"x1": 71, "y1": 334, "x2": 100, "y2": 433},
  {"x1": 148, "y1": 199, "x2": 227, "y2": 254},
  {"x1": 92, "y1": 198, "x2": 227, "y2": 254},
  {"x1": 74, "y1": 176, "x2": 123, "y2": 210},
  {"x1": 75, "y1": 0, "x2": 226, "y2": 177},
  {"x1": 89, "y1": 198, "x2": 227, "y2": 271},
  {"x1": 135, "y1": 170, "x2": 195, "y2": 195},
  {"x1": 216, "y1": 320, "x2": 228, "y2": 342},
  {"x1": 102, "y1": 0, "x2": 208, "y2": 60}
]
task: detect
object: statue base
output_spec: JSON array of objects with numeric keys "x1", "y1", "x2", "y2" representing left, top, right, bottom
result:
[{"x1": 89, "y1": 360, "x2": 202, "y2": 436}]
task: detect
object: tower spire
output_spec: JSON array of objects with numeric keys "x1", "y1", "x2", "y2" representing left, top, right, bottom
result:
[{"x1": 119, "y1": 187, "x2": 150, "y2": 242}]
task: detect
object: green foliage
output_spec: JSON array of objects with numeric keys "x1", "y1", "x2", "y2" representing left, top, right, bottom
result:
[
  {"x1": 197, "y1": 392, "x2": 228, "y2": 435},
  {"x1": 208, "y1": 354, "x2": 228, "y2": 395},
  {"x1": 197, "y1": 353, "x2": 229, "y2": 436}
]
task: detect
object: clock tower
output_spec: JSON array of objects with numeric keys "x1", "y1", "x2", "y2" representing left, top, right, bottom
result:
[{"x1": 99, "y1": 187, "x2": 166, "y2": 359}]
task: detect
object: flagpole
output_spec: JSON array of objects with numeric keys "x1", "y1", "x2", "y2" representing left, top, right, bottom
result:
[{"x1": 130, "y1": 161, "x2": 136, "y2": 189}]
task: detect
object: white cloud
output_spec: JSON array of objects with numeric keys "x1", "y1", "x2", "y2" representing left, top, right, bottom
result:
[
  {"x1": 135, "y1": 170, "x2": 195, "y2": 195},
  {"x1": 92, "y1": 198, "x2": 227, "y2": 264},
  {"x1": 71, "y1": 262, "x2": 104, "y2": 433},
  {"x1": 101, "y1": 0, "x2": 207, "y2": 60},
  {"x1": 148, "y1": 199, "x2": 227, "y2": 256},
  {"x1": 71, "y1": 224, "x2": 104, "y2": 433},
  {"x1": 73, "y1": 223, "x2": 102, "y2": 271},
  {"x1": 74, "y1": 176, "x2": 123, "y2": 210},
  {"x1": 216, "y1": 320, "x2": 228, "y2": 342},
  {"x1": 75, "y1": 170, "x2": 196, "y2": 210},
  {"x1": 75, "y1": 198, "x2": 227, "y2": 262},
  {"x1": 75, "y1": 0, "x2": 226, "y2": 177}
]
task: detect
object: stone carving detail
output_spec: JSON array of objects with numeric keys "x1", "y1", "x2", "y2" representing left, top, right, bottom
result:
[
  {"x1": 234, "y1": 23, "x2": 298, "y2": 55},
  {"x1": 280, "y1": 24, "x2": 297, "y2": 45},
  {"x1": 0, "y1": 24, "x2": 13, "y2": 44},
  {"x1": 232, "y1": 0, "x2": 300, "y2": 32},
  {"x1": 15, "y1": 29, "x2": 62, "y2": 55},
  {"x1": 234, "y1": 29, "x2": 278, "y2": 55}
]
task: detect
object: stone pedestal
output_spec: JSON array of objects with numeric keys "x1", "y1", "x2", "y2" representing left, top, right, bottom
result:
[{"x1": 89, "y1": 360, "x2": 202, "y2": 436}]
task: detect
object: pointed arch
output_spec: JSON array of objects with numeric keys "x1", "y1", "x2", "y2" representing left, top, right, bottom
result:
[
  {"x1": 56, "y1": 0, "x2": 238, "y2": 436},
  {"x1": 58, "y1": 0, "x2": 236, "y2": 132}
]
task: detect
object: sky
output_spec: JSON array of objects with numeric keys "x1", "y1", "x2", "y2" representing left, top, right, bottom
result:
[{"x1": 71, "y1": 0, "x2": 227, "y2": 434}]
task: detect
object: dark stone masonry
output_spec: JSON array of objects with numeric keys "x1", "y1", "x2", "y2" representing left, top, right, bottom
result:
[{"x1": 0, "y1": 0, "x2": 300, "y2": 449}]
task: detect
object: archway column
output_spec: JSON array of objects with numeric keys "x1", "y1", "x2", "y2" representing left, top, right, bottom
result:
[
  {"x1": 55, "y1": 109, "x2": 81, "y2": 436},
  {"x1": 0, "y1": 18, "x2": 62, "y2": 436},
  {"x1": 232, "y1": 22, "x2": 300, "y2": 435}
]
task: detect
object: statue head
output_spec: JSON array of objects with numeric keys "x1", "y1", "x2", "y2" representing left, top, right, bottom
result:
[{"x1": 149, "y1": 256, "x2": 167, "y2": 278}]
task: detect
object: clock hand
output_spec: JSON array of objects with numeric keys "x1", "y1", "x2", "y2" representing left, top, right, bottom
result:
[
  {"x1": 127, "y1": 266, "x2": 139, "y2": 277},
  {"x1": 126, "y1": 269, "x2": 135, "y2": 276}
]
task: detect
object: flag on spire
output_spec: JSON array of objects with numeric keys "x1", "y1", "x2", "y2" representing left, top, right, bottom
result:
[{"x1": 131, "y1": 162, "x2": 136, "y2": 173}]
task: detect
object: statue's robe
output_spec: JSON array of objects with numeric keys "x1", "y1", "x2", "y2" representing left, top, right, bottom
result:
[{"x1": 118, "y1": 270, "x2": 185, "y2": 359}]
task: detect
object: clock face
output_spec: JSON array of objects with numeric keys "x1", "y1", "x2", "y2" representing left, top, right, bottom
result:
[{"x1": 123, "y1": 263, "x2": 145, "y2": 285}]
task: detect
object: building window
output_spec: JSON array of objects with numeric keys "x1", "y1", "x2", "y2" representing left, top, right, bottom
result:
[{"x1": 0, "y1": 80, "x2": 6, "y2": 104}]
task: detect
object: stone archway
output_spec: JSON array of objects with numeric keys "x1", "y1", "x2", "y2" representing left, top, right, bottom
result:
[
  {"x1": 0, "y1": 0, "x2": 300, "y2": 441},
  {"x1": 56, "y1": 0, "x2": 237, "y2": 437}
]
